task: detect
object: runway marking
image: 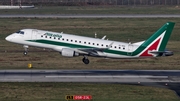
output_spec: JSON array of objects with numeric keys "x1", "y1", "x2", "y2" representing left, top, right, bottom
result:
[
  {"x1": 0, "y1": 79, "x2": 24, "y2": 81},
  {"x1": 1, "y1": 14, "x2": 180, "y2": 18},
  {"x1": 45, "y1": 75, "x2": 168, "y2": 78}
]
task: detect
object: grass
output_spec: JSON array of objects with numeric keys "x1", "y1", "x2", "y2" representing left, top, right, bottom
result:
[
  {"x1": 0, "y1": 6, "x2": 180, "y2": 14},
  {"x1": 0, "y1": 83, "x2": 179, "y2": 101},
  {"x1": 0, "y1": 6, "x2": 180, "y2": 101},
  {"x1": 0, "y1": 17, "x2": 180, "y2": 101},
  {"x1": 0, "y1": 18, "x2": 180, "y2": 69}
]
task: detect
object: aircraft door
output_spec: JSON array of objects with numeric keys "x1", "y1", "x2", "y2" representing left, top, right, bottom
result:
[
  {"x1": 127, "y1": 44, "x2": 133, "y2": 56},
  {"x1": 31, "y1": 30, "x2": 37, "y2": 40}
]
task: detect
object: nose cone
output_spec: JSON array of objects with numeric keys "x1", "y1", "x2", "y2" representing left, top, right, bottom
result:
[{"x1": 5, "y1": 35, "x2": 11, "y2": 41}]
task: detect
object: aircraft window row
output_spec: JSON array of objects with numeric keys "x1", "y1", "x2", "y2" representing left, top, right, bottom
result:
[
  {"x1": 16, "y1": 30, "x2": 24, "y2": 34},
  {"x1": 41, "y1": 35, "x2": 125, "y2": 50}
]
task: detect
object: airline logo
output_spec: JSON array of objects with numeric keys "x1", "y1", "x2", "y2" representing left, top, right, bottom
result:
[
  {"x1": 140, "y1": 38, "x2": 161, "y2": 56},
  {"x1": 139, "y1": 31, "x2": 166, "y2": 57},
  {"x1": 44, "y1": 32, "x2": 62, "y2": 38}
]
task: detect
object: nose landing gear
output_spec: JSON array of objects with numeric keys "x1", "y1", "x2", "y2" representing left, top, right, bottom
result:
[
  {"x1": 23, "y1": 51, "x2": 28, "y2": 55},
  {"x1": 23, "y1": 45, "x2": 29, "y2": 55}
]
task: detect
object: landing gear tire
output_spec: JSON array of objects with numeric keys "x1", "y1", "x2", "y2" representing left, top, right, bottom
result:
[
  {"x1": 23, "y1": 45, "x2": 29, "y2": 55},
  {"x1": 23, "y1": 51, "x2": 28, "y2": 55},
  {"x1": 82, "y1": 57, "x2": 89, "y2": 64}
]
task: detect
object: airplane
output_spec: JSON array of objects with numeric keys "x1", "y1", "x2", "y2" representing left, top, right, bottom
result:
[{"x1": 5, "y1": 22, "x2": 175, "y2": 64}]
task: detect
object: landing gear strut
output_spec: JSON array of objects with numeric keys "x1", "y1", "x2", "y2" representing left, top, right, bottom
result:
[
  {"x1": 23, "y1": 45, "x2": 29, "y2": 55},
  {"x1": 82, "y1": 56, "x2": 89, "y2": 64}
]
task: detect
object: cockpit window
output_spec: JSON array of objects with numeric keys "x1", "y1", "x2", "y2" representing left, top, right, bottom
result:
[
  {"x1": 16, "y1": 30, "x2": 24, "y2": 35},
  {"x1": 16, "y1": 31, "x2": 21, "y2": 33},
  {"x1": 20, "y1": 31, "x2": 24, "y2": 34}
]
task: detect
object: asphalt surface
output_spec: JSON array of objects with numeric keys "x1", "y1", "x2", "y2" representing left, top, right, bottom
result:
[
  {"x1": 1, "y1": 69, "x2": 180, "y2": 82},
  {"x1": 1, "y1": 69, "x2": 180, "y2": 97},
  {"x1": 0, "y1": 14, "x2": 180, "y2": 18}
]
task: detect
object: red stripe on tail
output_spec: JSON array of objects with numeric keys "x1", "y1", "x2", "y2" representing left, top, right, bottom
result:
[{"x1": 140, "y1": 38, "x2": 161, "y2": 56}]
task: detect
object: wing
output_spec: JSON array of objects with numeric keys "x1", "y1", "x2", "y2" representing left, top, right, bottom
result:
[{"x1": 76, "y1": 42, "x2": 114, "y2": 57}]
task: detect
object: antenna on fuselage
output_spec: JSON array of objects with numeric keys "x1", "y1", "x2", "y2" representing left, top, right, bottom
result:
[
  {"x1": 95, "y1": 32, "x2": 97, "y2": 38},
  {"x1": 128, "y1": 39, "x2": 131, "y2": 44},
  {"x1": 102, "y1": 35, "x2": 106, "y2": 40}
]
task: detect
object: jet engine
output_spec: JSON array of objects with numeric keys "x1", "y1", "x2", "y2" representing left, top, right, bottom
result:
[{"x1": 61, "y1": 48, "x2": 79, "y2": 57}]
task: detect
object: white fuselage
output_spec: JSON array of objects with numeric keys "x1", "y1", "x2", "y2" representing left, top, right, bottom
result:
[
  {"x1": 6, "y1": 29, "x2": 141, "y2": 59},
  {"x1": 5, "y1": 22, "x2": 175, "y2": 64}
]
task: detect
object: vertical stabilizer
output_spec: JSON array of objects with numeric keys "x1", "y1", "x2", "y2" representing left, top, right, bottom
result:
[{"x1": 138, "y1": 22, "x2": 175, "y2": 56}]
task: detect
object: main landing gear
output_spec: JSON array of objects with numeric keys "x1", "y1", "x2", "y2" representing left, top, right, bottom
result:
[
  {"x1": 82, "y1": 56, "x2": 89, "y2": 64},
  {"x1": 23, "y1": 45, "x2": 29, "y2": 55}
]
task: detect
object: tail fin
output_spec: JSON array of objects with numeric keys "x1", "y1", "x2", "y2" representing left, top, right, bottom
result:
[{"x1": 139, "y1": 22, "x2": 175, "y2": 57}]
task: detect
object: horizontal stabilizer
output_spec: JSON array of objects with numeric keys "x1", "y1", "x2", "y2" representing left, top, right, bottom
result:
[{"x1": 150, "y1": 51, "x2": 173, "y2": 56}]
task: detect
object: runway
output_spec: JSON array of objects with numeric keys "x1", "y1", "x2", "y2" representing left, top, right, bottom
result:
[
  {"x1": 1, "y1": 69, "x2": 180, "y2": 97},
  {"x1": 0, "y1": 69, "x2": 180, "y2": 83},
  {"x1": 0, "y1": 14, "x2": 180, "y2": 18}
]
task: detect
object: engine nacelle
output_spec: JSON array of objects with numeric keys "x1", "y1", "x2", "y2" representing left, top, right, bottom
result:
[{"x1": 61, "y1": 48, "x2": 79, "y2": 57}]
